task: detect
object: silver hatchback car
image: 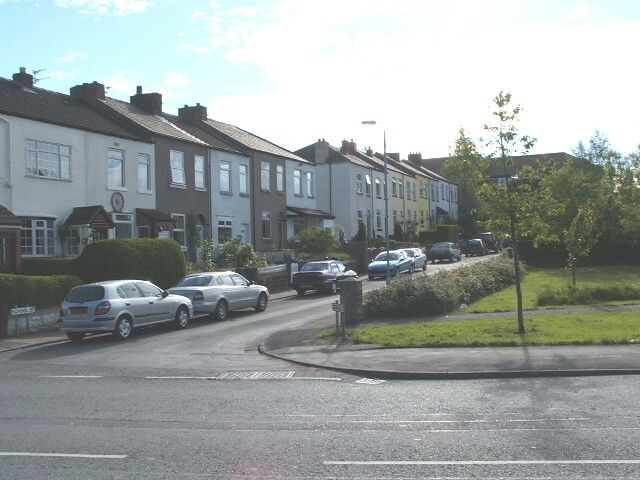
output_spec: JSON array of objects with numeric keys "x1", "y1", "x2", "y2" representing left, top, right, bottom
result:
[
  {"x1": 168, "y1": 271, "x2": 269, "y2": 321},
  {"x1": 59, "y1": 280, "x2": 193, "y2": 342}
]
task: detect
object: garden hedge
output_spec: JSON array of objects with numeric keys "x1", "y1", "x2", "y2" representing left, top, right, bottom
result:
[
  {"x1": 76, "y1": 238, "x2": 186, "y2": 289},
  {"x1": 363, "y1": 254, "x2": 520, "y2": 318},
  {"x1": 21, "y1": 257, "x2": 79, "y2": 276},
  {"x1": 0, "y1": 273, "x2": 82, "y2": 309}
]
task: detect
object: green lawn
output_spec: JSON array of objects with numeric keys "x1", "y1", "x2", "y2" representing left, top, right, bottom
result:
[
  {"x1": 467, "y1": 265, "x2": 640, "y2": 313},
  {"x1": 348, "y1": 312, "x2": 640, "y2": 348}
]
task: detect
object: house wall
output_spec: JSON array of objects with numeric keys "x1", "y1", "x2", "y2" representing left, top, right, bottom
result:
[
  {"x1": 153, "y1": 136, "x2": 210, "y2": 260},
  {"x1": 285, "y1": 159, "x2": 317, "y2": 240},
  {"x1": 0, "y1": 116, "x2": 10, "y2": 210},
  {"x1": 250, "y1": 151, "x2": 287, "y2": 252},
  {"x1": 210, "y1": 149, "x2": 252, "y2": 245}
]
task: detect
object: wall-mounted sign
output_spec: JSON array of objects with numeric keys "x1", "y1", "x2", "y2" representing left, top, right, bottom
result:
[
  {"x1": 11, "y1": 306, "x2": 35, "y2": 316},
  {"x1": 111, "y1": 192, "x2": 124, "y2": 212}
]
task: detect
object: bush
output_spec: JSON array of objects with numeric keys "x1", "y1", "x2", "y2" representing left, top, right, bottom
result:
[
  {"x1": 296, "y1": 227, "x2": 340, "y2": 256},
  {"x1": 537, "y1": 284, "x2": 640, "y2": 306},
  {"x1": 363, "y1": 254, "x2": 520, "y2": 318},
  {"x1": 297, "y1": 251, "x2": 351, "y2": 262},
  {"x1": 217, "y1": 236, "x2": 268, "y2": 270},
  {"x1": 420, "y1": 225, "x2": 460, "y2": 244},
  {"x1": 21, "y1": 257, "x2": 79, "y2": 276},
  {"x1": 0, "y1": 273, "x2": 82, "y2": 309},
  {"x1": 76, "y1": 238, "x2": 186, "y2": 289}
]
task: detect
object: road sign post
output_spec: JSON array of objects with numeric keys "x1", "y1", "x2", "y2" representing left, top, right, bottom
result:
[{"x1": 332, "y1": 301, "x2": 345, "y2": 336}]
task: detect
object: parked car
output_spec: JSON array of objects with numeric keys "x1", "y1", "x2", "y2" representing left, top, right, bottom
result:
[
  {"x1": 429, "y1": 242, "x2": 462, "y2": 263},
  {"x1": 402, "y1": 248, "x2": 428, "y2": 272},
  {"x1": 59, "y1": 280, "x2": 193, "y2": 342},
  {"x1": 292, "y1": 260, "x2": 358, "y2": 296},
  {"x1": 367, "y1": 249, "x2": 414, "y2": 280},
  {"x1": 168, "y1": 271, "x2": 269, "y2": 321},
  {"x1": 466, "y1": 238, "x2": 487, "y2": 256},
  {"x1": 479, "y1": 232, "x2": 501, "y2": 253}
]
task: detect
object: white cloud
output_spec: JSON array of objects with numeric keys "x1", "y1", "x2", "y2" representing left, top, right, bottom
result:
[
  {"x1": 180, "y1": 43, "x2": 210, "y2": 54},
  {"x1": 55, "y1": 50, "x2": 89, "y2": 63},
  {"x1": 104, "y1": 72, "x2": 136, "y2": 96},
  {"x1": 54, "y1": 0, "x2": 150, "y2": 16},
  {"x1": 164, "y1": 73, "x2": 189, "y2": 88},
  {"x1": 104, "y1": 71, "x2": 192, "y2": 103},
  {"x1": 191, "y1": 1, "x2": 640, "y2": 157},
  {"x1": 568, "y1": 3, "x2": 599, "y2": 22}
]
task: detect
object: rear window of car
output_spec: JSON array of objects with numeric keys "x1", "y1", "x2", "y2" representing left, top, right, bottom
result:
[
  {"x1": 65, "y1": 285, "x2": 104, "y2": 303},
  {"x1": 175, "y1": 275, "x2": 213, "y2": 287},
  {"x1": 301, "y1": 262, "x2": 329, "y2": 272},
  {"x1": 403, "y1": 250, "x2": 415, "y2": 257},
  {"x1": 432, "y1": 242, "x2": 449, "y2": 249}
]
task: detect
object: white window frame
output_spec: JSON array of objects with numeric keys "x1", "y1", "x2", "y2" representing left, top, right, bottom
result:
[
  {"x1": 171, "y1": 213, "x2": 187, "y2": 251},
  {"x1": 261, "y1": 212, "x2": 271, "y2": 239},
  {"x1": 170, "y1": 150, "x2": 185, "y2": 187},
  {"x1": 261, "y1": 161, "x2": 270, "y2": 191},
  {"x1": 306, "y1": 171, "x2": 314, "y2": 198},
  {"x1": 356, "y1": 173, "x2": 363, "y2": 194},
  {"x1": 392, "y1": 178, "x2": 397, "y2": 197},
  {"x1": 375, "y1": 178, "x2": 381, "y2": 198},
  {"x1": 21, "y1": 218, "x2": 55, "y2": 257},
  {"x1": 25, "y1": 139, "x2": 71, "y2": 181},
  {"x1": 113, "y1": 213, "x2": 133, "y2": 238},
  {"x1": 194, "y1": 155, "x2": 206, "y2": 190},
  {"x1": 365, "y1": 174, "x2": 372, "y2": 196},
  {"x1": 376, "y1": 210, "x2": 382, "y2": 230},
  {"x1": 137, "y1": 153, "x2": 151, "y2": 192},
  {"x1": 107, "y1": 148, "x2": 125, "y2": 189},
  {"x1": 239, "y1": 164, "x2": 249, "y2": 195},
  {"x1": 293, "y1": 169, "x2": 302, "y2": 196},
  {"x1": 277, "y1": 165, "x2": 284, "y2": 192},
  {"x1": 217, "y1": 218, "x2": 233, "y2": 244},
  {"x1": 220, "y1": 161, "x2": 231, "y2": 193}
]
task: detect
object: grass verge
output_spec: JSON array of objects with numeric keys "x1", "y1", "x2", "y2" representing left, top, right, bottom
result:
[
  {"x1": 348, "y1": 312, "x2": 640, "y2": 347},
  {"x1": 467, "y1": 265, "x2": 640, "y2": 313}
]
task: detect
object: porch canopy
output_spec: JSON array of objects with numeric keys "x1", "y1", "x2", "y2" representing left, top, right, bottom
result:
[
  {"x1": 286, "y1": 206, "x2": 335, "y2": 219},
  {"x1": 63, "y1": 205, "x2": 115, "y2": 229},
  {"x1": 135, "y1": 208, "x2": 174, "y2": 233}
]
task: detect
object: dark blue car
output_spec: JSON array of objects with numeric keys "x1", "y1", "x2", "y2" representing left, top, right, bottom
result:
[{"x1": 367, "y1": 249, "x2": 414, "y2": 280}]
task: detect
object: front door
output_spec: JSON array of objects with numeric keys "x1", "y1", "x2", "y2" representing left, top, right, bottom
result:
[{"x1": 0, "y1": 235, "x2": 12, "y2": 273}]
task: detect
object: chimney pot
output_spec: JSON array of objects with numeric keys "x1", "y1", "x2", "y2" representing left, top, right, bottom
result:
[
  {"x1": 178, "y1": 103, "x2": 208, "y2": 122},
  {"x1": 13, "y1": 67, "x2": 34, "y2": 89},
  {"x1": 19, "y1": 67, "x2": 26, "y2": 74},
  {"x1": 136, "y1": 85, "x2": 142, "y2": 94}
]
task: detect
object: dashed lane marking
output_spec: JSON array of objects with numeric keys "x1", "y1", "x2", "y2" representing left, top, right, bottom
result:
[
  {"x1": 324, "y1": 459, "x2": 640, "y2": 466},
  {"x1": 39, "y1": 375, "x2": 103, "y2": 379},
  {"x1": 356, "y1": 378, "x2": 386, "y2": 385},
  {"x1": 0, "y1": 452, "x2": 126, "y2": 459}
]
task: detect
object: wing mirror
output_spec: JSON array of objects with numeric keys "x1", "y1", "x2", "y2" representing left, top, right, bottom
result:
[{"x1": 161, "y1": 290, "x2": 169, "y2": 298}]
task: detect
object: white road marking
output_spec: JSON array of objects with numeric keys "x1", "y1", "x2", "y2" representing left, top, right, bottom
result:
[
  {"x1": 146, "y1": 371, "x2": 296, "y2": 380},
  {"x1": 356, "y1": 378, "x2": 386, "y2": 384},
  {"x1": 145, "y1": 376, "x2": 219, "y2": 380},
  {"x1": 0, "y1": 452, "x2": 126, "y2": 459},
  {"x1": 40, "y1": 375, "x2": 103, "y2": 379},
  {"x1": 324, "y1": 459, "x2": 640, "y2": 466},
  {"x1": 290, "y1": 377, "x2": 343, "y2": 381}
]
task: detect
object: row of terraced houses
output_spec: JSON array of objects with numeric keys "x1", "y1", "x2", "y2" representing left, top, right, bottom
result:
[{"x1": 0, "y1": 67, "x2": 458, "y2": 271}]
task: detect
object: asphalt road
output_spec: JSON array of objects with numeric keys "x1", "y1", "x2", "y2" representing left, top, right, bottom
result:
[{"x1": 1, "y1": 253, "x2": 638, "y2": 479}]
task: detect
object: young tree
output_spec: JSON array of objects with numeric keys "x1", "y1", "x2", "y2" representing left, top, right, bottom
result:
[
  {"x1": 296, "y1": 227, "x2": 340, "y2": 256},
  {"x1": 478, "y1": 91, "x2": 535, "y2": 334},
  {"x1": 442, "y1": 128, "x2": 490, "y2": 236}
]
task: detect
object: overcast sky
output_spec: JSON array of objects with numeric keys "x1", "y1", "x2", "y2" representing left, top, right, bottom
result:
[{"x1": 1, "y1": 0, "x2": 639, "y2": 158}]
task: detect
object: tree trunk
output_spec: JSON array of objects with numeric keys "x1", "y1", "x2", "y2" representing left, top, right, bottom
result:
[
  {"x1": 509, "y1": 214, "x2": 525, "y2": 335},
  {"x1": 572, "y1": 265, "x2": 576, "y2": 288}
]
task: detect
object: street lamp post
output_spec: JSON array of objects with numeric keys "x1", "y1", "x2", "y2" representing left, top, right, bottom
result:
[{"x1": 362, "y1": 120, "x2": 390, "y2": 284}]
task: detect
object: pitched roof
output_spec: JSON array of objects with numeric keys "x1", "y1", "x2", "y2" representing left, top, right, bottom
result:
[
  {"x1": 63, "y1": 205, "x2": 115, "y2": 228},
  {"x1": 204, "y1": 119, "x2": 307, "y2": 162},
  {"x1": 162, "y1": 114, "x2": 243, "y2": 155},
  {"x1": 102, "y1": 97, "x2": 207, "y2": 145},
  {"x1": 286, "y1": 206, "x2": 335, "y2": 219},
  {"x1": 136, "y1": 208, "x2": 174, "y2": 223},
  {"x1": 0, "y1": 77, "x2": 147, "y2": 142},
  {"x1": 0, "y1": 204, "x2": 21, "y2": 225},
  {"x1": 420, "y1": 152, "x2": 578, "y2": 178}
]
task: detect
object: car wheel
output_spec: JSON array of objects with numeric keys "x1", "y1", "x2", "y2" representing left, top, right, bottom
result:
[
  {"x1": 175, "y1": 306, "x2": 190, "y2": 329},
  {"x1": 409, "y1": 264, "x2": 415, "y2": 274},
  {"x1": 296, "y1": 289, "x2": 305, "y2": 296},
  {"x1": 113, "y1": 316, "x2": 132, "y2": 340},
  {"x1": 458, "y1": 255, "x2": 462, "y2": 261},
  {"x1": 328, "y1": 281, "x2": 337, "y2": 295},
  {"x1": 254, "y1": 292, "x2": 268, "y2": 312},
  {"x1": 368, "y1": 274, "x2": 375, "y2": 280},
  {"x1": 422, "y1": 263, "x2": 427, "y2": 271},
  {"x1": 66, "y1": 332, "x2": 85, "y2": 342},
  {"x1": 214, "y1": 299, "x2": 228, "y2": 321}
]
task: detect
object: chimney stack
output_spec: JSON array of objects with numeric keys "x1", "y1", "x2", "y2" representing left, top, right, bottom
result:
[
  {"x1": 13, "y1": 67, "x2": 33, "y2": 89},
  {"x1": 130, "y1": 86, "x2": 162, "y2": 114},
  {"x1": 70, "y1": 81, "x2": 106, "y2": 102},
  {"x1": 408, "y1": 152, "x2": 423, "y2": 165},
  {"x1": 178, "y1": 102, "x2": 208, "y2": 122},
  {"x1": 387, "y1": 152, "x2": 400, "y2": 162}
]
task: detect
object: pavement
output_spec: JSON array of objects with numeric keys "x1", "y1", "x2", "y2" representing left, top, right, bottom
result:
[{"x1": 260, "y1": 304, "x2": 640, "y2": 380}]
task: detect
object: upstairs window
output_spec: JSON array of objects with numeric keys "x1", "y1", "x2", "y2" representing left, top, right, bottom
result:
[
  {"x1": 356, "y1": 173, "x2": 363, "y2": 194},
  {"x1": 365, "y1": 174, "x2": 372, "y2": 195},
  {"x1": 137, "y1": 154, "x2": 151, "y2": 191},
  {"x1": 375, "y1": 178, "x2": 381, "y2": 198},
  {"x1": 220, "y1": 161, "x2": 231, "y2": 193},
  {"x1": 261, "y1": 161, "x2": 270, "y2": 190},
  {"x1": 170, "y1": 150, "x2": 185, "y2": 185},
  {"x1": 107, "y1": 148, "x2": 124, "y2": 188},
  {"x1": 293, "y1": 169, "x2": 302, "y2": 196},
  {"x1": 194, "y1": 155, "x2": 205, "y2": 190},
  {"x1": 276, "y1": 165, "x2": 284, "y2": 192},
  {"x1": 306, "y1": 172, "x2": 314, "y2": 198},
  {"x1": 239, "y1": 164, "x2": 249, "y2": 194},
  {"x1": 392, "y1": 178, "x2": 397, "y2": 197},
  {"x1": 25, "y1": 139, "x2": 71, "y2": 180}
]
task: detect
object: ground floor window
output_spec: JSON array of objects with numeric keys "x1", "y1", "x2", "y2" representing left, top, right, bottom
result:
[
  {"x1": 137, "y1": 226, "x2": 150, "y2": 238},
  {"x1": 218, "y1": 219, "x2": 232, "y2": 244},
  {"x1": 64, "y1": 227, "x2": 81, "y2": 256},
  {"x1": 376, "y1": 210, "x2": 382, "y2": 230},
  {"x1": 172, "y1": 214, "x2": 187, "y2": 250},
  {"x1": 262, "y1": 212, "x2": 271, "y2": 239},
  {"x1": 21, "y1": 218, "x2": 55, "y2": 256},
  {"x1": 113, "y1": 213, "x2": 132, "y2": 238},
  {"x1": 293, "y1": 218, "x2": 306, "y2": 236}
]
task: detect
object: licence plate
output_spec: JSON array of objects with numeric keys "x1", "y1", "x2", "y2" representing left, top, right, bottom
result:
[{"x1": 70, "y1": 307, "x2": 88, "y2": 315}]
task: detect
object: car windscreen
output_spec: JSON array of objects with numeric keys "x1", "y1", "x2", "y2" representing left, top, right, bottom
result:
[
  {"x1": 403, "y1": 250, "x2": 415, "y2": 257},
  {"x1": 375, "y1": 253, "x2": 398, "y2": 261},
  {"x1": 65, "y1": 285, "x2": 105, "y2": 303},
  {"x1": 432, "y1": 243, "x2": 449, "y2": 249},
  {"x1": 175, "y1": 275, "x2": 213, "y2": 287},
  {"x1": 301, "y1": 262, "x2": 329, "y2": 272}
]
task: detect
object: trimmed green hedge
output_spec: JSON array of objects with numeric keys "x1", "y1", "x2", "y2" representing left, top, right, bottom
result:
[
  {"x1": 537, "y1": 284, "x2": 640, "y2": 306},
  {"x1": 419, "y1": 225, "x2": 460, "y2": 244},
  {"x1": 363, "y1": 254, "x2": 520, "y2": 318},
  {"x1": 21, "y1": 257, "x2": 79, "y2": 276},
  {"x1": 0, "y1": 273, "x2": 82, "y2": 309},
  {"x1": 77, "y1": 238, "x2": 186, "y2": 289}
]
